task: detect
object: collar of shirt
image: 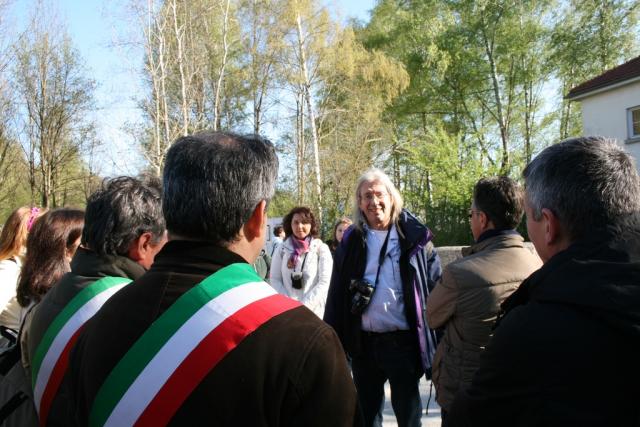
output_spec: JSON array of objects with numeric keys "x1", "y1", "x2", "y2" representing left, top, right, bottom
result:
[{"x1": 476, "y1": 228, "x2": 519, "y2": 244}]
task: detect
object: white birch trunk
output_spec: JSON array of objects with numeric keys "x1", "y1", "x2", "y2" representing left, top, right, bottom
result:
[
  {"x1": 169, "y1": 0, "x2": 189, "y2": 136},
  {"x1": 213, "y1": 0, "x2": 231, "y2": 131},
  {"x1": 295, "y1": 12, "x2": 322, "y2": 224}
]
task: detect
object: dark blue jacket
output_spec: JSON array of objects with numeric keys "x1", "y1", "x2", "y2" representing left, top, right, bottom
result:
[{"x1": 324, "y1": 209, "x2": 442, "y2": 373}]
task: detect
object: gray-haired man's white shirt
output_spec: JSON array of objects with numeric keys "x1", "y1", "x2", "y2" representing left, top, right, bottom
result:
[{"x1": 361, "y1": 224, "x2": 410, "y2": 332}]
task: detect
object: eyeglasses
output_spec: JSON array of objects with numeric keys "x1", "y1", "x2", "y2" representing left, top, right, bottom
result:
[
  {"x1": 361, "y1": 192, "x2": 389, "y2": 202},
  {"x1": 468, "y1": 209, "x2": 480, "y2": 219}
]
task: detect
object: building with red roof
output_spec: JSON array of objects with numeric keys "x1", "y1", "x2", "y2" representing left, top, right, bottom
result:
[{"x1": 566, "y1": 55, "x2": 640, "y2": 166}]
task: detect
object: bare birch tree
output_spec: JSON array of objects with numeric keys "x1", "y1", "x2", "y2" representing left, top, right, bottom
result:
[
  {"x1": 280, "y1": 0, "x2": 334, "y2": 223},
  {"x1": 14, "y1": 9, "x2": 96, "y2": 208},
  {"x1": 168, "y1": 0, "x2": 190, "y2": 136},
  {"x1": 238, "y1": 0, "x2": 287, "y2": 134},
  {"x1": 0, "y1": 0, "x2": 25, "y2": 209}
]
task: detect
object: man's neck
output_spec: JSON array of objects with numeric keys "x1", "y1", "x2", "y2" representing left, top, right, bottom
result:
[
  {"x1": 475, "y1": 228, "x2": 517, "y2": 244},
  {"x1": 226, "y1": 239, "x2": 260, "y2": 265},
  {"x1": 168, "y1": 233, "x2": 258, "y2": 264}
]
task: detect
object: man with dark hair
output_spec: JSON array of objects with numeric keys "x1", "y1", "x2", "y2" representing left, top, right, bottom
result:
[
  {"x1": 449, "y1": 137, "x2": 640, "y2": 425},
  {"x1": 426, "y1": 176, "x2": 541, "y2": 423},
  {"x1": 23, "y1": 176, "x2": 167, "y2": 426},
  {"x1": 70, "y1": 131, "x2": 360, "y2": 426}
]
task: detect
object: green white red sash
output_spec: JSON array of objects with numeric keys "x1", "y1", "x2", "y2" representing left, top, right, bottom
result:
[
  {"x1": 89, "y1": 263, "x2": 300, "y2": 427},
  {"x1": 31, "y1": 276, "x2": 132, "y2": 426}
]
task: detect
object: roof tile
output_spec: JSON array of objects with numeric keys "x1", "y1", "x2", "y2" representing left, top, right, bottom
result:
[{"x1": 566, "y1": 55, "x2": 640, "y2": 99}]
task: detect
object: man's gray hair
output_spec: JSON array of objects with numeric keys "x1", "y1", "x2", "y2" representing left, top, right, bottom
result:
[
  {"x1": 352, "y1": 168, "x2": 403, "y2": 231},
  {"x1": 163, "y1": 131, "x2": 278, "y2": 245},
  {"x1": 82, "y1": 176, "x2": 165, "y2": 256},
  {"x1": 523, "y1": 136, "x2": 640, "y2": 241}
]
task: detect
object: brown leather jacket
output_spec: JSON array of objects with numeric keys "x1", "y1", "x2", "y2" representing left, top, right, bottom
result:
[{"x1": 426, "y1": 233, "x2": 541, "y2": 410}]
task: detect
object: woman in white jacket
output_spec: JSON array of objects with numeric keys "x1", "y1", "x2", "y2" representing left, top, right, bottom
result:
[
  {"x1": 270, "y1": 206, "x2": 332, "y2": 318},
  {"x1": 0, "y1": 207, "x2": 44, "y2": 319}
]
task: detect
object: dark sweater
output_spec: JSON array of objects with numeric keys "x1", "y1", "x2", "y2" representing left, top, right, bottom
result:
[{"x1": 69, "y1": 240, "x2": 360, "y2": 426}]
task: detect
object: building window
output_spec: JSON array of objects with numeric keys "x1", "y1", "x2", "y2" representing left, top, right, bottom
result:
[{"x1": 628, "y1": 106, "x2": 640, "y2": 140}]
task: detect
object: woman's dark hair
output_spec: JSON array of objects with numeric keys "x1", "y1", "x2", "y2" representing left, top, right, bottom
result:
[
  {"x1": 282, "y1": 206, "x2": 319, "y2": 239},
  {"x1": 17, "y1": 208, "x2": 85, "y2": 307},
  {"x1": 333, "y1": 217, "x2": 352, "y2": 241},
  {"x1": 330, "y1": 217, "x2": 352, "y2": 251}
]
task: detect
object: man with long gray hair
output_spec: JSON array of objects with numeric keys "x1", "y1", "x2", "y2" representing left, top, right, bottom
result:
[
  {"x1": 69, "y1": 131, "x2": 360, "y2": 426},
  {"x1": 449, "y1": 137, "x2": 640, "y2": 425},
  {"x1": 325, "y1": 168, "x2": 442, "y2": 427}
]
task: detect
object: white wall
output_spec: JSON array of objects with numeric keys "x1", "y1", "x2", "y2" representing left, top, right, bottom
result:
[{"x1": 579, "y1": 80, "x2": 640, "y2": 168}]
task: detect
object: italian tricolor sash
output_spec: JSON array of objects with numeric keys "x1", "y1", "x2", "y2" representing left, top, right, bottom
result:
[
  {"x1": 89, "y1": 263, "x2": 300, "y2": 427},
  {"x1": 32, "y1": 276, "x2": 132, "y2": 426}
]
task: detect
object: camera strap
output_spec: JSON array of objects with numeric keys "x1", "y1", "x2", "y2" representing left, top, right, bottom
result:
[
  {"x1": 373, "y1": 227, "x2": 392, "y2": 287},
  {"x1": 295, "y1": 252, "x2": 309, "y2": 273}
]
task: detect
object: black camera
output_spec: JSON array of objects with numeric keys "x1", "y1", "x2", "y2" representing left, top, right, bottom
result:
[
  {"x1": 348, "y1": 279, "x2": 375, "y2": 315},
  {"x1": 291, "y1": 272, "x2": 304, "y2": 290}
]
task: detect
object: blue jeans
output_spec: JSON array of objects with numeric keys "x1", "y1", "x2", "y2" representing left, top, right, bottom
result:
[{"x1": 352, "y1": 330, "x2": 423, "y2": 427}]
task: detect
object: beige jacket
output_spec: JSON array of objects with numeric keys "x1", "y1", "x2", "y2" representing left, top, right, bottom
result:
[{"x1": 426, "y1": 233, "x2": 542, "y2": 411}]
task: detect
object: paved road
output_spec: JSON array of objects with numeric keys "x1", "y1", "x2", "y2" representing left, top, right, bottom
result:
[{"x1": 381, "y1": 378, "x2": 442, "y2": 427}]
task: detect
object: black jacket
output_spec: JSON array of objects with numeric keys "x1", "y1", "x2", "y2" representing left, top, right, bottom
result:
[
  {"x1": 24, "y1": 248, "x2": 146, "y2": 427},
  {"x1": 449, "y1": 213, "x2": 640, "y2": 426},
  {"x1": 69, "y1": 241, "x2": 360, "y2": 427}
]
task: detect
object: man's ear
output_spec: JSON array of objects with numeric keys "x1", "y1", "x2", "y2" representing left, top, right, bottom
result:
[
  {"x1": 479, "y1": 211, "x2": 490, "y2": 230},
  {"x1": 541, "y1": 208, "x2": 562, "y2": 246},
  {"x1": 127, "y1": 232, "x2": 153, "y2": 264},
  {"x1": 244, "y1": 200, "x2": 267, "y2": 242}
]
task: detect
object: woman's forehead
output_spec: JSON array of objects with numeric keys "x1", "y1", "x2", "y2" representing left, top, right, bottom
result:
[{"x1": 292, "y1": 213, "x2": 311, "y2": 222}]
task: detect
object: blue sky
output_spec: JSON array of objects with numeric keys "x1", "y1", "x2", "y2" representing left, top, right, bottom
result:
[{"x1": 12, "y1": 0, "x2": 377, "y2": 176}]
